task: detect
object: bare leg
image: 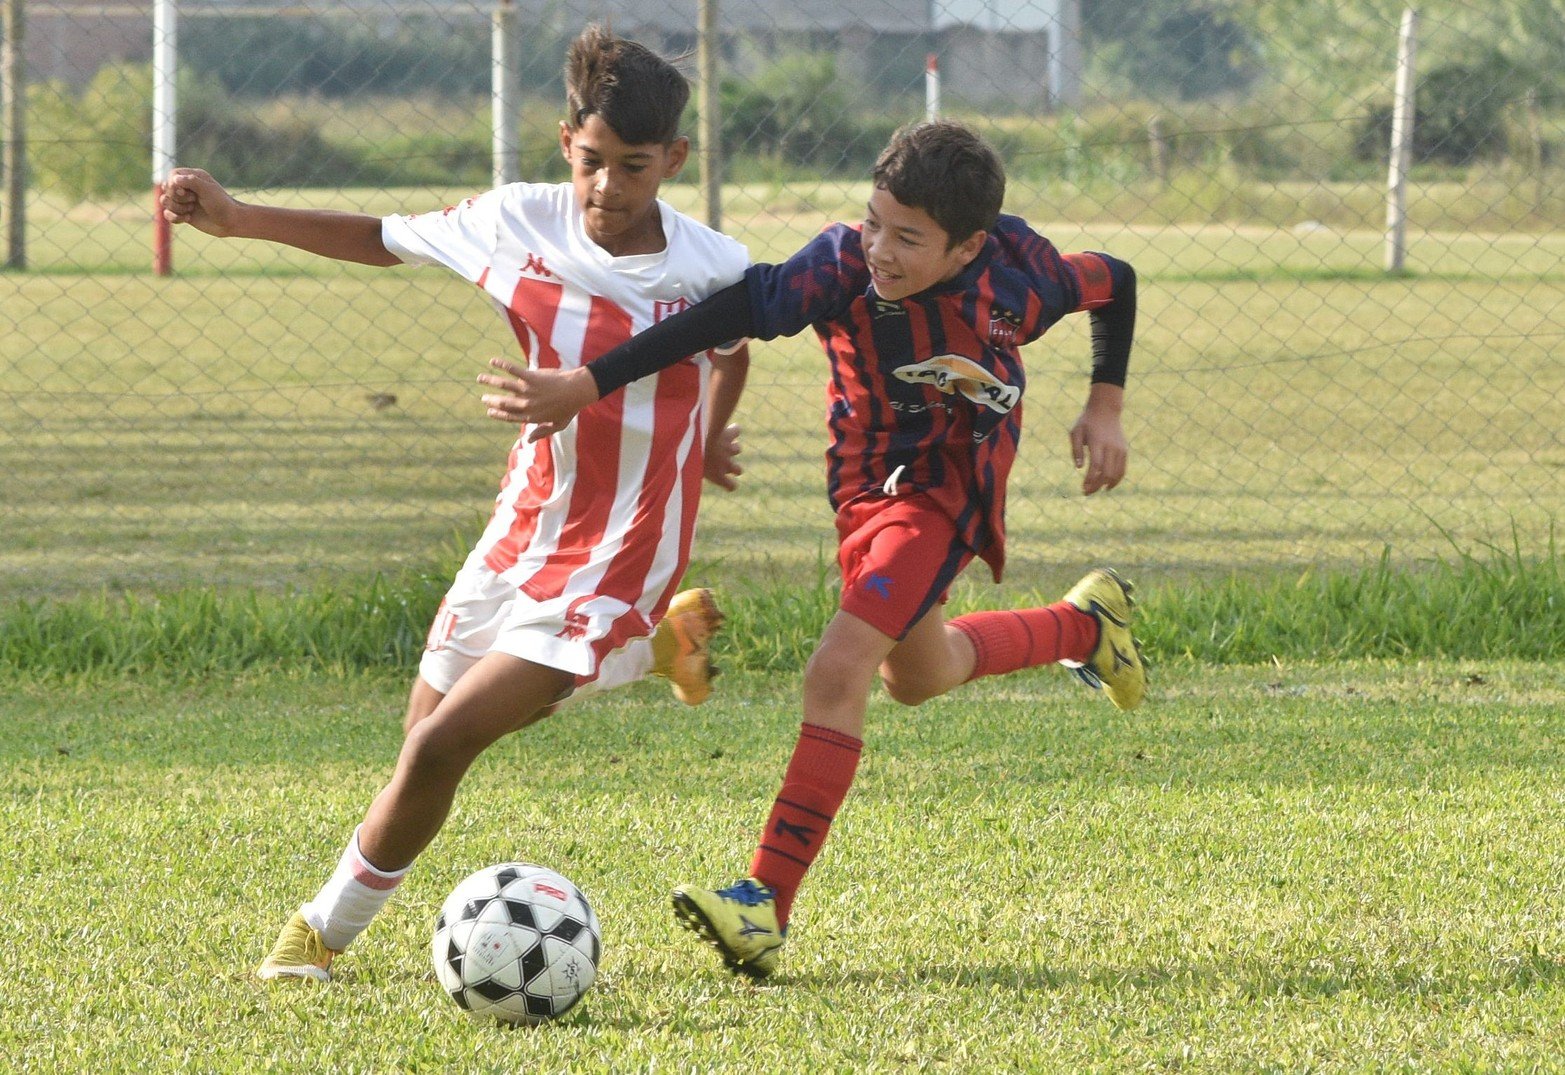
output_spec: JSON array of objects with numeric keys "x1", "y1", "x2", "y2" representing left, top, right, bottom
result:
[
  {"x1": 878, "y1": 605, "x2": 977, "y2": 706},
  {"x1": 358, "y1": 651, "x2": 571, "y2": 871},
  {"x1": 800, "y1": 610, "x2": 899, "y2": 738},
  {"x1": 403, "y1": 676, "x2": 445, "y2": 734}
]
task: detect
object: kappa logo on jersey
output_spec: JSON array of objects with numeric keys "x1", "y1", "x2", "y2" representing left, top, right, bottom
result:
[
  {"x1": 521, "y1": 253, "x2": 556, "y2": 279},
  {"x1": 988, "y1": 311, "x2": 1022, "y2": 348},
  {"x1": 436, "y1": 196, "x2": 478, "y2": 217},
  {"x1": 557, "y1": 609, "x2": 590, "y2": 642},
  {"x1": 894, "y1": 354, "x2": 1021, "y2": 415},
  {"x1": 653, "y1": 298, "x2": 691, "y2": 322}
]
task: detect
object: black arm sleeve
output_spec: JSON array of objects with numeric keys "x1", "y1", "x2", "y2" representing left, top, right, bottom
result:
[
  {"x1": 1087, "y1": 255, "x2": 1136, "y2": 387},
  {"x1": 585, "y1": 280, "x2": 757, "y2": 398}
]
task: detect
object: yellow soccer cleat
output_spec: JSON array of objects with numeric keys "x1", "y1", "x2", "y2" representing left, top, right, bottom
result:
[
  {"x1": 672, "y1": 878, "x2": 785, "y2": 979},
  {"x1": 651, "y1": 588, "x2": 724, "y2": 706},
  {"x1": 256, "y1": 912, "x2": 339, "y2": 983},
  {"x1": 1063, "y1": 567, "x2": 1148, "y2": 711}
]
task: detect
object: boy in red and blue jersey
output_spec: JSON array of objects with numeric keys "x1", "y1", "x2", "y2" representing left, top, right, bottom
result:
[{"x1": 482, "y1": 121, "x2": 1146, "y2": 979}]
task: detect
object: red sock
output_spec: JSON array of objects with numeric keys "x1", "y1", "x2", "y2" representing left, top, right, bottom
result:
[
  {"x1": 949, "y1": 602, "x2": 1098, "y2": 681},
  {"x1": 749, "y1": 723, "x2": 863, "y2": 927}
]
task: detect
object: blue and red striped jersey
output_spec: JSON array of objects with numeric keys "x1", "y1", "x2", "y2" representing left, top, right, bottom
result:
[{"x1": 745, "y1": 214, "x2": 1115, "y2": 581}]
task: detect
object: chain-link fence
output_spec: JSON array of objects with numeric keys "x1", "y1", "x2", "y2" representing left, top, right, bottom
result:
[{"x1": 3, "y1": 0, "x2": 1562, "y2": 599}]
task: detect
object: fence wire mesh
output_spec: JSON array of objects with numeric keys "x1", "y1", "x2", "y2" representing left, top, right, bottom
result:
[{"x1": 3, "y1": 0, "x2": 1562, "y2": 598}]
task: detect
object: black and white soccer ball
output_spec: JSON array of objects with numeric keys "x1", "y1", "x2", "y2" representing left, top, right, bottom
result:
[{"x1": 431, "y1": 862, "x2": 601, "y2": 1025}]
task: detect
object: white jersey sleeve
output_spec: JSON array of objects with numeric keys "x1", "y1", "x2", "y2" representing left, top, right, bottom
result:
[{"x1": 381, "y1": 187, "x2": 507, "y2": 284}]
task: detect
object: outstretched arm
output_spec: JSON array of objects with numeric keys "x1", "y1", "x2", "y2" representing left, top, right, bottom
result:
[{"x1": 159, "y1": 167, "x2": 400, "y2": 267}]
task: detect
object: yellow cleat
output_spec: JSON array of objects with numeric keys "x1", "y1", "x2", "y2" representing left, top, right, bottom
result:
[
  {"x1": 672, "y1": 878, "x2": 785, "y2": 979},
  {"x1": 256, "y1": 912, "x2": 339, "y2": 982},
  {"x1": 1062, "y1": 568, "x2": 1148, "y2": 711},
  {"x1": 651, "y1": 588, "x2": 724, "y2": 706}
]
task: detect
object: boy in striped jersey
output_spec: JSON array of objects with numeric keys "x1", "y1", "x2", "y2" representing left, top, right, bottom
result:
[
  {"x1": 480, "y1": 121, "x2": 1146, "y2": 979},
  {"x1": 160, "y1": 25, "x2": 750, "y2": 982}
]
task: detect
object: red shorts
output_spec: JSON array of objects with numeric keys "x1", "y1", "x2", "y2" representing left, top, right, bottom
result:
[{"x1": 835, "y1": 492, "x2": 976, "y2": 641}]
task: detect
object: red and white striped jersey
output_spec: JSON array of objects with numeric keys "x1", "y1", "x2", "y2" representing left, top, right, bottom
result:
[{"x1": 383, "y1": 183, "x2": 748, "y2": 654}]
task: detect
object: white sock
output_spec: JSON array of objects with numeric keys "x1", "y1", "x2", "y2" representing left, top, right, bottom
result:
[{"x1": 300, "y1": 826, "x2": 409, "y2": 952}]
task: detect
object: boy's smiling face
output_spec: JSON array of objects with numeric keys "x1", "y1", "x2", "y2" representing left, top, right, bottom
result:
[
  {"x1": 561, "y1": 114, "x2": 688, "y2": 256},
  {"x1": 860, "y1": 186, "x2": 988, "y2": 302}
]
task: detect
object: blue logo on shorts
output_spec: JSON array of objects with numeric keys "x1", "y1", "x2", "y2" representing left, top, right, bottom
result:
[{"x1": 863, "y1": 572, "x2": 894, "y2": 599}]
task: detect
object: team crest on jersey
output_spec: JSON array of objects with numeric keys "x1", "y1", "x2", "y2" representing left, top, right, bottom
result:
[
  {"x1": 988, "y1": 311, "x2": 1021, "y2": 348},
  {"x1": 522, "y1": 253, "x2": 556, "y2": 279},
  {"x1": 894, "y1": 354, "x2": 1021, "y2": 415},
  {"x1": 654, "y1": 298, "x2": 691, "y2": 322}
]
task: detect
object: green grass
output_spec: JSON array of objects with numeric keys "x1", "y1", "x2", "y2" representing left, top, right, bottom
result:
[
  {"x1": 3, "y1": 658, "x2": 1563, "y2": 1071},
  {"x1": 2, "y1": 184, "x2": 1562, "y2": 599},
  {"x1": 3, "y1": 548, "x2": 1564, "y2": 1068},
  {"x1": 4, "y1": 539, "x2": 1562, "y2": 679}
]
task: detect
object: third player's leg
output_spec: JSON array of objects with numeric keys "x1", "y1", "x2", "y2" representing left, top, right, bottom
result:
[{"x1": 359, "y1": 652, "x2": 572, "y2": 871}]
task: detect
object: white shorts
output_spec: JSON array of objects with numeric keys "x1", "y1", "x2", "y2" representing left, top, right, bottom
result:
[{"x1": 418, "y1": 557, "x2": 656, "y2": 699}]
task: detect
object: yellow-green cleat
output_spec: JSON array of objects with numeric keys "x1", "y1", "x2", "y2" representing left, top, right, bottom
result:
[
  {"x1": 672, "y1": 878, "x2": 785, "y2": 979},
  {"x1": 1063, "y1": 568, "x2": 1148, "y2": 711},
  {"x1": 256, "y1": 912, "x2": 339, "y2": 982},
  {"x1": 651, "y1": 588, "x2": 724, "y2": 706}
]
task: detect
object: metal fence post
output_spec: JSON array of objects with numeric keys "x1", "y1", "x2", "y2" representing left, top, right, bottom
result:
[
  {"x1": 492, "y1": 0, "x2": 519, "y2": 188},
  {"x1": 3, "y1": 0, "x2": 24, "y2": 270},
  {"x1": 1384, "y1": 7, "x2": 1418, "y2": 273},
  {"x1": 925, "y1": 53, "x2": 940, "y2": 121},
  {"x1": 698, "y1": 0, "x2": 721, "y2": 230},
  {"x1": 152, "y1": 0, "x2": 176, "y2": 276}
]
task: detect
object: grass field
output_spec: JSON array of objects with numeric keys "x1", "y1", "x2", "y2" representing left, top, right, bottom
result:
[
  {"x1": 4, "y1": 175, "x2": 1563, "y2": 1068},
  {"x1": 3, "y1": 545, "x2": 1563, "y2": 1069},
  {"x1": 4, "y1": 654, "x2": 1563, "y2": 1072},
  {"x1": 3, "y1": 182, "x2": 1562, "y2": 598}
]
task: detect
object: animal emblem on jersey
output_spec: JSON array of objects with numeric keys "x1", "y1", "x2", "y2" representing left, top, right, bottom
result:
[{"x1": 893, "y1": 354, "x2": 1021, "y2": 415}]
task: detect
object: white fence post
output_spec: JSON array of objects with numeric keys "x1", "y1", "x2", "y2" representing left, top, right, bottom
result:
[
  {"x1": 491, "y1": 0, "x2": 520, "y2": 187},
  {"x1": 152, "y1": 0, "x2": 177, "y2": 276},
  {"x1": 3, "y1": 0, "x2": 24, "y2": 269},
  {"x1": 1384, "y1": 7, "x2": 1418, "y2": 273},
  {"x1": 698, "y1": 0, "x2": 721, "y2": 230},
  {"x1": 925, "y1": 52, "x2": 940, "y2": 122}
]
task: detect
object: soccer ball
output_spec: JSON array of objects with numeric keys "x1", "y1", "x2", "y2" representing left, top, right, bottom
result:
[{"x1": 431, "y1": 862, "x2": 601, "y2": 1025}]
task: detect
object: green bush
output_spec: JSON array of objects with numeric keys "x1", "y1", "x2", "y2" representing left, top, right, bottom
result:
[
  {"x1": 1353, "y1": 54, "x2": 1521, "y2": 166},
  {"x1": 29, "y1": 65, "x2": 154, "y2": 200},
  {"x1": 716, "y1": 53, "x2": 904, "y2": 178},
  {"x1": 28, "y1": 63, "x2": 370, "y2": 198}
]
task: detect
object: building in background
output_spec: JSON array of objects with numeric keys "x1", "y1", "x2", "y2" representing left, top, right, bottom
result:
[{"x1": 23, "y1": 0, "x2": 1082, "y2": 108}]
